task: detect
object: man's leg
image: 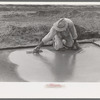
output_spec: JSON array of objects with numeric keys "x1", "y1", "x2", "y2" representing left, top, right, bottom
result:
[
  {"x1": 65, "y1": 36, "x2": 80, "y2": 50},
  {"x1": 64, "y1": 35, "x2": 74, "y2": 47},
  {"x1": 53, "y1": 35, "x2": 64, "y2": 50}
]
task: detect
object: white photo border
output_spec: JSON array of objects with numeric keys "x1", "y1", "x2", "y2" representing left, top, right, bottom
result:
[{"x1": 0, "y1": 1, "x2": 100, "y2": 98}]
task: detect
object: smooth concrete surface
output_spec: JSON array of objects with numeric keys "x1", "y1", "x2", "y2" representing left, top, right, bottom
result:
[
  {"x1": 0, "y1": 50, "x2": 26, "y2": 82},
  {"x1": 8, "y1": 44, "x2": 100, "y2": 82}
]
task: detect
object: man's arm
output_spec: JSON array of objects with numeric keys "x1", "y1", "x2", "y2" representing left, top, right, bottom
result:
[
  {"x1": 33, "y1": 41, "x2": 44, "y2": 53},
  {"x1": 68, "y1": 20, "x2": 80, "y2": 49},
  {"x1": 33, "y1": 27, "x2": 56, "y2": 53},
  {"x1": 68, "y1": 20, "x2": 78, "y2": 40}
]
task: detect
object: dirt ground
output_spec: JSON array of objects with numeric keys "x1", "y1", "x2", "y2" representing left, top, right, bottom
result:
[{"x1": 0, "y1": 5, "x2": 100, "y2": 48}]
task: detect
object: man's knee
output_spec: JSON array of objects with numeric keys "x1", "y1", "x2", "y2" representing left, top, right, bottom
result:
[{"x1": 53, "y1": 42, "x2": 63, "y2": 50}]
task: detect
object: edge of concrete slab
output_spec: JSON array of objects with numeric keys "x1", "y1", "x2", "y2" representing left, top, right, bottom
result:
[{"x1": 0, "y1": 38, "x2": 99, "y2": 50}]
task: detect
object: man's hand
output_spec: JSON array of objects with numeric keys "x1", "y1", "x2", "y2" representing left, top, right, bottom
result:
[
  {"x1": 33, "y1": 47, "x2": 43, "y2": 53},
  {"x1": 33, "y1": 41, "x2": 44, "y2": 53},
  {"x1": 72, "y1": 40, "x2": 81, "y2": 50}
]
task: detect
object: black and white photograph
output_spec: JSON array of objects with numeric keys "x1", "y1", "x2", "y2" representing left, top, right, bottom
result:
[
  {"x1": 0, "y1": 1, "x2": 100, "y2": 98},
  {"x1": 0, "y1": 2, "x2": 100, "y2": 82}
]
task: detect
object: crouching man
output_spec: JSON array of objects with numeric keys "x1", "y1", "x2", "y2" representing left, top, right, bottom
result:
[{"x1": 33, "y1": 18, "x2": 80, "y2": 53}]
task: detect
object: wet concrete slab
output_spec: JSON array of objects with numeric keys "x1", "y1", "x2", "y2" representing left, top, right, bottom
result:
[
  {"x1": 0, "y1": 50, "x2": 26, "y2": 82},
  {"x1": 8, "y1": 44, "x2": 100, "y2": 82}
]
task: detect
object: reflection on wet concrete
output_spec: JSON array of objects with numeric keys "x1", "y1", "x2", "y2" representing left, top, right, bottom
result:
[
  {"x1": 9, "y1": 44, "x2": 100, "y2": 82},
  {"x1": 38, "y1": 50, "x2": 77, "y2": 82}
]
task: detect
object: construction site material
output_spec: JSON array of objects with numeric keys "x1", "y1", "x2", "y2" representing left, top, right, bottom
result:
[{"x1": 9, "y1": 43, "x2": 100, "y2": 82}]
